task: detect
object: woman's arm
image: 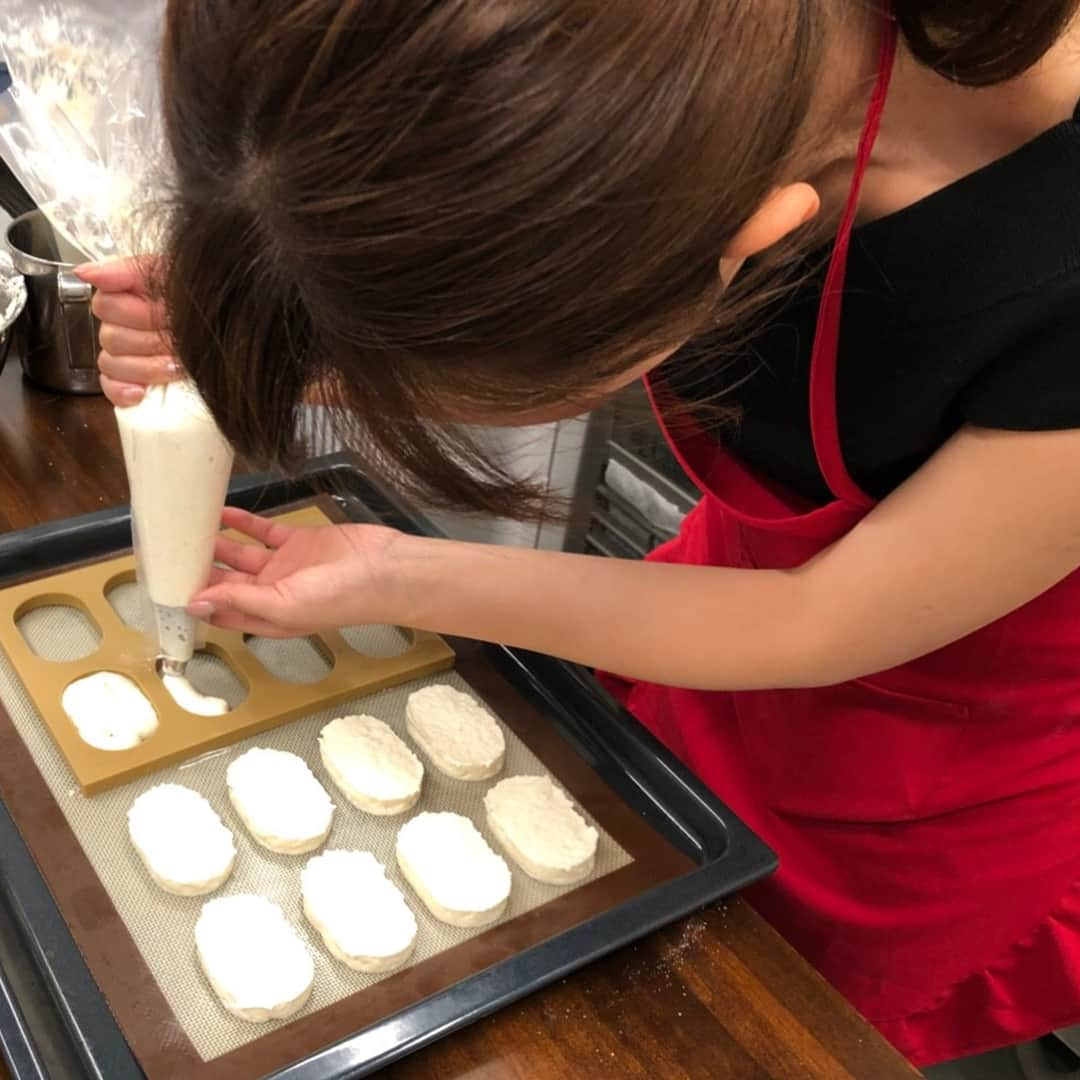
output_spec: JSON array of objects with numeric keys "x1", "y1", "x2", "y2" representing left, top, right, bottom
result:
[{"x1": 197, "y1": 424, "x2": 1080, "y2": 690}]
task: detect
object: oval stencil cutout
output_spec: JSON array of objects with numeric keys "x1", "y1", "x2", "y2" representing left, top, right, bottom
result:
[
  {"x1": 106, "y1": 579, "x2": 148, "y2": 632},
  {"x1": 182, "y1": 650, "x2": 247, "y2": 711},
  {"x1": 340, "y1": 625, "x2": 411, "y2": 659},
  {"x1": 17, "y1": 604, "x2": 101, "y2": 662},
  {"x1": 244, "y1": 635, "x2": 333, "y2": 684}
]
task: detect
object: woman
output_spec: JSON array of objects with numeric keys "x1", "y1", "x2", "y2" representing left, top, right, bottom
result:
[{"x1": 80, "y1": 1, "x2": 1080, "y2": 1065}]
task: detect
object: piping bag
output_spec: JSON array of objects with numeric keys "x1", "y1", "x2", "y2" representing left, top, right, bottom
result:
[
  {"x1": 1, "y1": 3, "x2": 236, "y2": 705},
  {"x1": 114, "y1": 383, "x2": 235, "y2": 677}
]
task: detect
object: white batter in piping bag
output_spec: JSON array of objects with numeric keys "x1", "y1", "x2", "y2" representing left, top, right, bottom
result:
[{"x1": 115, "y1": 380, "x2": 234, "y2": 715}]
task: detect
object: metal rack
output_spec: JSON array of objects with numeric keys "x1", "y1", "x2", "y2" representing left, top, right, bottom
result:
[
  {"x1": 585, "y1": 441, "x2": 696, "y2": 559},
  {"x1": 581, "y1": 387, "x2": 698, "y2": 560}
]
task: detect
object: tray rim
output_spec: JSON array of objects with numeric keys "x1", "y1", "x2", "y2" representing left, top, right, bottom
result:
[{"x1": 0, "y1": 454, "x2": 778, "y2": 1080}]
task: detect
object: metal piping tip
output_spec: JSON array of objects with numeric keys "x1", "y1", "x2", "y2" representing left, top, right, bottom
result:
[{"x1": 156, "y1": 656, "x2": 188, "y2": 679}]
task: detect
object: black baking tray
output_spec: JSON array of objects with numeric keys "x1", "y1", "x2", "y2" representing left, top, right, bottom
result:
[{"x1": 0, "y1": 454, "x2": 777, "y2": 1080}]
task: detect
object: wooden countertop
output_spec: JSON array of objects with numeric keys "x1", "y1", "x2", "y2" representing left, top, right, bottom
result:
[{"x1": 0, "y1": 356, "x2": 921, "y2": 1080}]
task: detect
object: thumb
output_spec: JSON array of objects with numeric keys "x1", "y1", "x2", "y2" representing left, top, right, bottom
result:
[{"x1": 75, "y1": 255, "x2": 157, "y2": 295}]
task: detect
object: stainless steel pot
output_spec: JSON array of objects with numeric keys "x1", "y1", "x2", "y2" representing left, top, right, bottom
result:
[{"x1": 3, "y1": 210, "x2": 101, "y2": 395}]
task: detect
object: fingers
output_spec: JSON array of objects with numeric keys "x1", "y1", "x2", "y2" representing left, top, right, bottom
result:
[
  {"x1": 100, "y1": 373, "x2": 147, "y2": 407},
  {"x1": 191, "y1": 580, "x2": 294, "y2": 635},
  {"x1": 213, "y1": 537, "x2": 272, "y2": 576},
  {"x1": 188, "y1": 582, "x2": 298, "y2": 633},
  {"x1": 98, "y1": 351, "x2": 180, "y2": 387},
  {"x1": 207, "y1": 566, "x2": 255, "y2": 586},
  {"x1": 91, "y1": 291, "x2": 168, "y2": 332},
  {"x1": 221, "y1": 508, "x2": 294, "y2": 549},
  {"x1": 203, "y1": 611, "x2": 297, "y2": 638},
  {"x1": 83, "y1": 259, "x2": 180, "y2": 406},
  {"x1": 98, "y1": 324, "x2": 172, "y2": 358},
  {"x1": 75, "y1": 256, "x2": 156, "y2": 295}
]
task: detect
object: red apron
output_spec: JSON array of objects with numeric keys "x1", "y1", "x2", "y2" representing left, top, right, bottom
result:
[{"x1": 604, "y1": 17, "x2": 1080, "y2": 1067}]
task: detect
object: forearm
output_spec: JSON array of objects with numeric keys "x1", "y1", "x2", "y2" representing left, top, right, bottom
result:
[
  {"x1": 388, "y1": 427, "x2": 1080, "y2": 691},
  {"x1": 391, "y1": 534, "x2": 819, "y2": 690},
  {"x1": 202, "y1": 429, "x2": 1080, "y2": 690}
]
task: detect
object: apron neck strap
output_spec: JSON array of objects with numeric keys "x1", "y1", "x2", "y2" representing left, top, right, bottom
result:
[{"x1": 808, "y1": 12, "x2": 898, "y2": 508}]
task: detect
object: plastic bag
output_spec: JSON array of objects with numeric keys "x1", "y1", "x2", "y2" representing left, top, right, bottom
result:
[
  {"x1": 116, "y1": 382, "x2": 234, "y2": 666},
  {"x1": 0, "y1": 0, "x2": 166, "y2": 261},
  {"x1": 1, "y1": 4, "x2": 235, "y2": 672}
]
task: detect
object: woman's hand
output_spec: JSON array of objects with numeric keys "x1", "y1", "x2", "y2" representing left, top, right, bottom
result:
[
  {"x1": 76, "y1": 258, "x2": 180, "y2": 407},
  {"x1": 188, "y1": 508, "x2": 405, "y2": 638}
]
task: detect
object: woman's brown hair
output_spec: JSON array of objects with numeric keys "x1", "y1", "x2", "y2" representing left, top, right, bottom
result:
[
  {"x1": 159, "y1": 0, "x2": 1079, "y2": 517},
  {"x1": 897, "y1": 1, "x2": 1080, "y2": 86}
]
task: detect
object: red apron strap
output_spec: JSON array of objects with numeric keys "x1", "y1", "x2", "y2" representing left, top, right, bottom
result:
[{"x1": 808, "y1": 14, "x2": 898, "y2": 508}]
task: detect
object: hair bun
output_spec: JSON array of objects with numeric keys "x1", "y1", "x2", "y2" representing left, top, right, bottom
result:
[{"x1": 894, "y1": 0, "x2": 1079, "y2": 85}]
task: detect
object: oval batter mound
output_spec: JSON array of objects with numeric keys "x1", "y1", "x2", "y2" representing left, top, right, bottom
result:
[
  {"x1": 318, "y1": 715, "x2": 423, "y2": 815},
  {"x1": 227, "y1": 747, "x2": 334, "y2": 854},
  {"x1": 396, "y1": 811, "x2": 511, "y2": 927},
  {"x1": 405, "y1": 684, "x2": 505, "y2": 781},
  {"x1": 161, "y1": 672, "x2": 229, "y2": 717},
  {"x1": 195, "y1": 894, "x2": 314, "y2": 1023},
  {"x1": 128, "y1": 784, "x2": 237, "y2": 895},
  {"x1": 484, "y1": 776, "x2": 599, "y2": 885},
  {"x1": 61, "y1": 671, "x2": 158, "y2": 751},
  {"x1": 302, "y1": 849, "x2": 418, "y2": 972}
]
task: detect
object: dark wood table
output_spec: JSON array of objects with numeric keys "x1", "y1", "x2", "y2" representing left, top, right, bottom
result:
[{"x1": 0, "y1": 356, "x2": 921, "y2": 1080}]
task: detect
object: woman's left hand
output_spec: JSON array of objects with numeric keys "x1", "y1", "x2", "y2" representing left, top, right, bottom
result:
[{"x1": 188, "y1": 508, "x2": 403, "y2": 637}]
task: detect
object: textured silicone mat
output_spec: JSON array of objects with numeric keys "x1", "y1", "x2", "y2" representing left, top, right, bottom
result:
[
  {"x1": 0, "y1": 505, "x2": 455, "y2": 794},
  {"x1": 1, "y1": 593, "x2": 633, "y2": 1063}
]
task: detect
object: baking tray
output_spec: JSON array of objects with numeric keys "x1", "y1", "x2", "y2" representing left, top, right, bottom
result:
[
  {"x1": 5, "y1": 559, "x2": 641, "y2": 1073},
  {"x1": 0, "y1": 454, "x2": 777, "y2": 1079}
]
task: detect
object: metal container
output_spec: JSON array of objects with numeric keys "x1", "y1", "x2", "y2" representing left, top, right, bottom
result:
[{"x1": 3, "y1": 211, "x2": 100, "y2": 395}]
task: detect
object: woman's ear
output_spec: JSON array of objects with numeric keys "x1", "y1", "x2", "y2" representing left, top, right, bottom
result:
[{"x1": 724, "y1": 182, "x2": 820, "y2": 260}]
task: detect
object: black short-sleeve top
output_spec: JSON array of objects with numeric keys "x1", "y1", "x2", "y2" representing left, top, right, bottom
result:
[{"x1": 668, "y1": 97, "x2": 1080, "y2": 506}]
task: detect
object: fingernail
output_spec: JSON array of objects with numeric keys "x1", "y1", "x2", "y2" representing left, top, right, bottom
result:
[
  {"x1": 166, "y1": 361, "x2": 183, "y2": 375},
  {"x1": 119, "y1": 387, "x2": 144, "y2": 406},
  {"x1": 74, "y1": 263, "x2": 96, "y2": 278},
  {"x1": 188, "y1": 601, "x2": 215, "y2": 618}
]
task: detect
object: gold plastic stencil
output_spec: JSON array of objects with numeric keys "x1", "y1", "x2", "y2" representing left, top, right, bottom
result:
[{"x1": 0, "y1": 506, "x2": 455, "y2": 794}]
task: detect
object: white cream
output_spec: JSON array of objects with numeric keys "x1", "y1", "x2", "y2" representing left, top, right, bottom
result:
[
  {"x1": 161, "y1": 673, "x2": 229, "y2": 717},
  {"x1": 128, "y1": 784, "x2": 236, "y2": 895},
  {"x1": 115, "y1": 381, "x2": 234, "y2": 662},
  {"x1": 196, "y1": 895, "x2": 314, "y2": 1023},
  {"x1": 227, "y1": 748, "x2": 334, "y2": 855},
  {"x1": 405, "y1": 684, "x2": 506, "y2": 781},
  {"x1": 302, "y1": 850, "x2": 418, "y2": 973},
  {"x1": 396, "y1": 812, "x2": 512, "y2": 928},
  {"x1": 61, "y1": 672, "x2": 158, "y2": 751},
  {"x1": 318, "y1": 715, "x2": 423, "y2": 815},
  {"x1": 484, "y1": 776, "x2": 598, "y2": 885}
]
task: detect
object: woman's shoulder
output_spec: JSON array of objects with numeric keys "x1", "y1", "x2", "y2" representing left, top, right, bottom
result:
[{"x1": 849, "y1": 105, "x2": 1080, "y2": 330}]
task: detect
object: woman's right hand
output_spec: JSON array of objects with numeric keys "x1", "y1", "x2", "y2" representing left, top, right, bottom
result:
[{"x1": 76, "y1": 258, "x2": 181, "y2": 407}]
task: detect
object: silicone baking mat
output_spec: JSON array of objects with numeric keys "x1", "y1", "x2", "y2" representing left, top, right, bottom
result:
[
  {"x1": 1, "y1": 597, "x2": 632, "y2": 1061},
  {"x1": 0, "y1": 506, "x2": 693, "y2": 1080}
]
